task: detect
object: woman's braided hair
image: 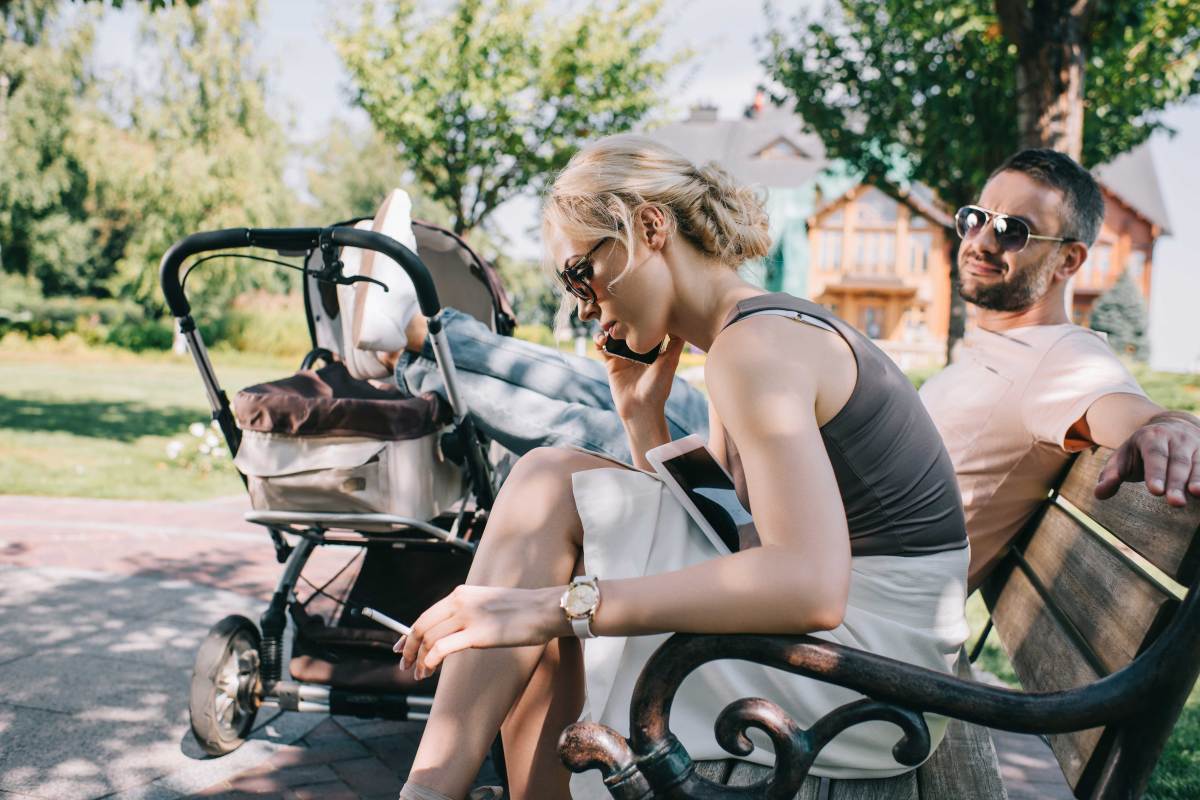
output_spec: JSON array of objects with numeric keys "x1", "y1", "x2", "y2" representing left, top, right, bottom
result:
[{"x1": 542, "y1": 134, "x2": 771, "y2": 304}]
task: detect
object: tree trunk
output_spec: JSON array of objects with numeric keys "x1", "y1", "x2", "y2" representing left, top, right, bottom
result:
[
  {"x1": 995, "y1": 0, "x2": 1095, "y2": 160},
  {"x1": 946, "y1": 236, "x2": 966, "y2": 364}
]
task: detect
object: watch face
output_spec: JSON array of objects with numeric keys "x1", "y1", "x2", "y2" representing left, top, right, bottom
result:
[{"x1": 564, "y1": 584, "x2": 598, "y2": 616}]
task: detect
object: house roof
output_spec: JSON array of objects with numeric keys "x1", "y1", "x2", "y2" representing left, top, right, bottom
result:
[
  {"x1": 646, "y1": 105, "x2": 1170, "y2": 236},
  {"x1": 1092, "y1": 143, "x2": 1172, "y2": 235},
  {"x1": 645, "y1": 104, "x2": 829, "y2": 189}
]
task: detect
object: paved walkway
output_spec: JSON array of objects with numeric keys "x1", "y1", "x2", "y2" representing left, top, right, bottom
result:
[{"x1": 0, "y1": 494, "x2": 1067, "y2": 799}]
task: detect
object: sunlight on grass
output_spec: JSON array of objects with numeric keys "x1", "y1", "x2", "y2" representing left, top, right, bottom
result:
[{"x1": 0, "y1": 338, "x2": 296, "y2": 500}]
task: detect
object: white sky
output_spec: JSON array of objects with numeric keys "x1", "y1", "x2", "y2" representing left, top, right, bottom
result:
[{"x1": 91, "y1": 0, "x2": 1199, "y2": 372}]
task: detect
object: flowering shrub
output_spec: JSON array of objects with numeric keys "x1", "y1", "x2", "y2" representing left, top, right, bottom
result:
[{"x1": 165, "y1": 420, "x2": 230, "y2": 473}]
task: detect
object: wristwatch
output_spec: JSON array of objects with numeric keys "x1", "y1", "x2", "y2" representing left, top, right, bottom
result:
[{"x1": 560, "y1": 575, "x2": 601, "y2": 639}]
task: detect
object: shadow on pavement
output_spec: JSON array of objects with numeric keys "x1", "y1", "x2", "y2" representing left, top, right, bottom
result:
[{"x1": 0, "y1": 564, "x2": 320, "y2": 800}]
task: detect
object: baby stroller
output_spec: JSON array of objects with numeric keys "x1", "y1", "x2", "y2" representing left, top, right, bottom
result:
[{"x1": 159, "y1": 218, "x2": 516, "y2": 756}]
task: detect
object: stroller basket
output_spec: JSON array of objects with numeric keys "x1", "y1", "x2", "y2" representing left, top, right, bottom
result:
[{"x1": 232, "y1": 361, "x2": 464, "y2": 521}]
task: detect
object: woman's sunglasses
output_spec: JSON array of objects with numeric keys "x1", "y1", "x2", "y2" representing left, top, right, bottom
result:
[
  {"x1": 955, "y1": 205, "x2": 1079, "y2": 254},
  {"x1": 556, "y1": 238, "x2": 608, "y2": 303}
]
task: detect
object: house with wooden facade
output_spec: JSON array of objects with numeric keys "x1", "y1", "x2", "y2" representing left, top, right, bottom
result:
[{"x1": 648, "y1": 102, "x2": 1171, "y2": 367}]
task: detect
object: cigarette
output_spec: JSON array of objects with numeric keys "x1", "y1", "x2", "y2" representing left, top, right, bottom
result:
[{"x1": 359, "y1": 606, "x2": 412, "y2": 636}]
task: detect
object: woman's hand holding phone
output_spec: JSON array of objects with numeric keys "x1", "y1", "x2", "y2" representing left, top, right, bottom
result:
[{"x1": 596, "y1": 330, "x2": 685, "y2": 443}]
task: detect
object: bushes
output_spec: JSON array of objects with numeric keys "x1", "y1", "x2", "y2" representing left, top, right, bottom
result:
[
  {"x1": 208, "y1": 305, "x2": 311, "y2": 358},
  {"x1": 105, "y1": 318, "x2": 175, "y2": 352},
  {"x1": 0, "y1": 274, "x2": 311, "y2": 357}
]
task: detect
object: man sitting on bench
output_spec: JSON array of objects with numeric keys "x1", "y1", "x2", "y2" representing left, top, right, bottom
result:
[{"x1": 918, "y1": 148, "x2": 1200, "y2": 590}]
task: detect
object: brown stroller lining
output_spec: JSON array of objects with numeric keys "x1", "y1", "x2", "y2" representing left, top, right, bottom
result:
[{"x1": 233, "y1": 361, "x2": 450, "y2": 440}]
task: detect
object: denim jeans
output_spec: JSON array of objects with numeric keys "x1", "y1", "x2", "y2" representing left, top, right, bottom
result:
[{"x1": 396, "y1": 308, "x2": 709, "y2": 464}]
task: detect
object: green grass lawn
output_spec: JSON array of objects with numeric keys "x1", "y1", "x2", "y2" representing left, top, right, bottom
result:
[{"x1": 0, "y1": 335, "x2": 296, "y2": 500}]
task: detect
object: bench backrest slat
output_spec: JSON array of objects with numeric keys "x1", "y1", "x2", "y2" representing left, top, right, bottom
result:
[
  {"x1": 984, "y1": 445, "x2": 1200, "y2": 799},
  {"x1": 983, "y1": 563, "x2": 1104, "y2": 786},
  {"x1": 1021, "y1": 504, "x2": 1177, "y2": 674},
  {"x1": 1056, "y1": 448, "x2": 1200, "y2": 584}
]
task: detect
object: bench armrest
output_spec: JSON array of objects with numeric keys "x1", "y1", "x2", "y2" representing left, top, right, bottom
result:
[{"x1": 558, "y1": 629, "x2": 1177, "y2": 799}]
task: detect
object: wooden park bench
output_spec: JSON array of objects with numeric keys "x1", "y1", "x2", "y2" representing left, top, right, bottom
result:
[{"x1": 558, "y1": 445, "x2": 1200, "y2": 799}]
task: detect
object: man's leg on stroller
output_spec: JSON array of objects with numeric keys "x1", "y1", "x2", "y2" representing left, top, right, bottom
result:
[
  {"x1": 403, "y1": 447, "x2": 604, "y2": 800},
  {"x1": 392, "y1": 307, "x2": 709, "y2": 463}
]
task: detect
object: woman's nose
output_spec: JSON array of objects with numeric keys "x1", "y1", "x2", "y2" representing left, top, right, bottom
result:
[{"x1": 577, "y1": 296, "x2": 599, "y2": 321}]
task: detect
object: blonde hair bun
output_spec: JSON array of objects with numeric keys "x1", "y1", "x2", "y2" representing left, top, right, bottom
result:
[{"x1": 543, "y1": 134, "x2": 772, "y2": 273}]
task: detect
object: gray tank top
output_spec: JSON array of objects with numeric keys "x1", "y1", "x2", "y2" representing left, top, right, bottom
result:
[{"x1": 719, "y1": 293, "x2": 967, "y2": 558}]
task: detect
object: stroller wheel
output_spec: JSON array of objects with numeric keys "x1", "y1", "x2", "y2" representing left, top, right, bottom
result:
[{"x1": 189, "y1": 615, "x2": 262, "y2": 756}]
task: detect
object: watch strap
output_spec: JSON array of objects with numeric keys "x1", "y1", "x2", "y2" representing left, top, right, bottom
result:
[{"x1": 571, "y1": 615, "x2": 595, "y2": 639}]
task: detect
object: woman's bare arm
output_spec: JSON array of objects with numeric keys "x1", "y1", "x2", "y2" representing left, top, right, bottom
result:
[{"x1": 593, "y1": 319, "x2": 854, "y2": 636}]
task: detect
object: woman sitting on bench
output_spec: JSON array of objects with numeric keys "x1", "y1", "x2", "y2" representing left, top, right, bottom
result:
[{"x1": 394, "y1": 135, "x2": 971, "y2": 800}]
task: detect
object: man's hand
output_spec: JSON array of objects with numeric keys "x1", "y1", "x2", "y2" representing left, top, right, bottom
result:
[{"x1": 1095, "y1": 412, "x2": 1200, "y2": 507}]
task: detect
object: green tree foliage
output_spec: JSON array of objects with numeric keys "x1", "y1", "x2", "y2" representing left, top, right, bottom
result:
[
  {"x1": 765, "y1": 1, "x2": 1200, "y2": 212},
  {"x1": 304, "y1": 126, "x2": 452, "y2": 228},
  {"x1": 1090, "y1": 269, "x2": 1149, "y2": 360},
  {"x1": 0, "y1": 1, "x2": 97, "y2": 294},
  {"x1": 1, "y1": 0, "x2": 298, "y2": 320},
  {"x1": 337, "y1": 0, "x2": 682, "y2": 236},
  {"x1": 96, "y1": 0, "x2": 298, "y2": 311}
]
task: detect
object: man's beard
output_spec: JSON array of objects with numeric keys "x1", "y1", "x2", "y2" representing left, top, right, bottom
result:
[{"x1": 956, "y1": 256, "x2": 1056, "y2": 312}]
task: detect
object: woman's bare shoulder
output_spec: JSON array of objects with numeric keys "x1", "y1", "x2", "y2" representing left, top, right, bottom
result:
[{"x1": 705, "y1": 315, "x2": 856, "y2": 427}]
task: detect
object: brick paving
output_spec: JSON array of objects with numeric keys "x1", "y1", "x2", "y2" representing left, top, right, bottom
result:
[
  {"x1": 186, "y1": 716, "x2": 503, "y2": 800},
  {"x1": 0, "y1": 493, "x2": 1070, "y2": 799}
]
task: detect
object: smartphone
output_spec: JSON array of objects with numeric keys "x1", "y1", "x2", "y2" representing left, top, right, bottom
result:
[
  {"x1": 646, "y1": 434, "x2": 753, "y2": 555},
  {"x1": 602, "y1": 335, "x2": 663, "y2": 364}
]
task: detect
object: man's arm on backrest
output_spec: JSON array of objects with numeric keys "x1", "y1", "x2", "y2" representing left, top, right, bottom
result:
[
  {"x1": 1086, "y1": 393, "x2": 1200, "y2": 507},
  {"x1": 1021, "y1": 328, "x2": 1200, "y2": 507}
]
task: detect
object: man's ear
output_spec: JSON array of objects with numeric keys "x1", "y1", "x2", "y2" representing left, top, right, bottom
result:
[
  {"x1": 1055, "y1": 241, "x2": 1088, "y2": 281},
  {"x1": 637, "y1": 205, "x2": 669, "y2": 251}
]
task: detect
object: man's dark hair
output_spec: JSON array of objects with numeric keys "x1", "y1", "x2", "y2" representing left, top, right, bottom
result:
[{"x1": 989, "y1": 148, "x2": 1105, "y2": 246}]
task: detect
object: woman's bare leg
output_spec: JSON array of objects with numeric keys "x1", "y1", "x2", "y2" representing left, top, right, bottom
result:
[
  {"x1": 405, "y1": 447, "x2": 606, "y2": 799},
  {"x1": 499, "y1": 604, "x2": 585, "y2": 797}
]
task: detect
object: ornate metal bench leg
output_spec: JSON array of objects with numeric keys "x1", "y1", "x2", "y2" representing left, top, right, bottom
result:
[
  {"x1": 559, "y1": 721, "x2": 654, "y2": 800},
  {"x1": 561, "y1": 697, "x2": 931, "y2": 799}
]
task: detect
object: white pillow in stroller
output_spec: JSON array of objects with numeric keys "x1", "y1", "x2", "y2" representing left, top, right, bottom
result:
[
  {"x1": 337, "y1": 221, "x2": 392, "y2": 381},
  {"x1": 347, "y1": 188, "x2": 422, "y2": 353}
]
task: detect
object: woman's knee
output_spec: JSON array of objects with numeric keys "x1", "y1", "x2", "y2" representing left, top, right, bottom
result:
[
  {"x1": 489, "y1": 448, "x2": 606, "y2": 534},
  {"x1": 505, "y1": 446, "x2": 610, "y2": 486}
]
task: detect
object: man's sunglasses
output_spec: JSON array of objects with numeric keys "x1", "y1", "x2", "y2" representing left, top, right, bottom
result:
[
  {"x1": 557, "y1": 238, "x2": 608, "y2": 303},
  {"x1": 955, "y1": 205, "x2": 1079, "y2": 254}
]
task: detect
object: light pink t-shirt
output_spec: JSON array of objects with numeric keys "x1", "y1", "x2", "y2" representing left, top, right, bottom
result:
[{"x1": 919, "y1": 324, "x2": 1146, "y2": 587}]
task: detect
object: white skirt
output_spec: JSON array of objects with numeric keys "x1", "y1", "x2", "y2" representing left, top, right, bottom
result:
[{"x1": 568, "y1": 468, "x2": 970, "y2": 799}]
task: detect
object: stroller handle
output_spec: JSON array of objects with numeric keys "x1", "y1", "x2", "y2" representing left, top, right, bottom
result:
[{"x1": 158, "y1": 226, "x2": 442, "y2": 319}]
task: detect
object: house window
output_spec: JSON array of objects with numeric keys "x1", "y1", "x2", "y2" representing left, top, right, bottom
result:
[
  {"x1": 910, "y1": 231, "x2": 933, "y2": 274},
  {"x1": 1126, "y1": 249, "x2": 1147, "y2": 287},
  {"x1": 1086, "y1": 242, "x2": 1113, "y2": 286},
  {"x1": 818, "y1": 230, "x2": 843, "y2": 270},
  {"x1": 855, "y1": 187, "x2": 899, "y2": 225},
  {"x1": 861, "y1": 305, "x2": 883, "y2": 339}
]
